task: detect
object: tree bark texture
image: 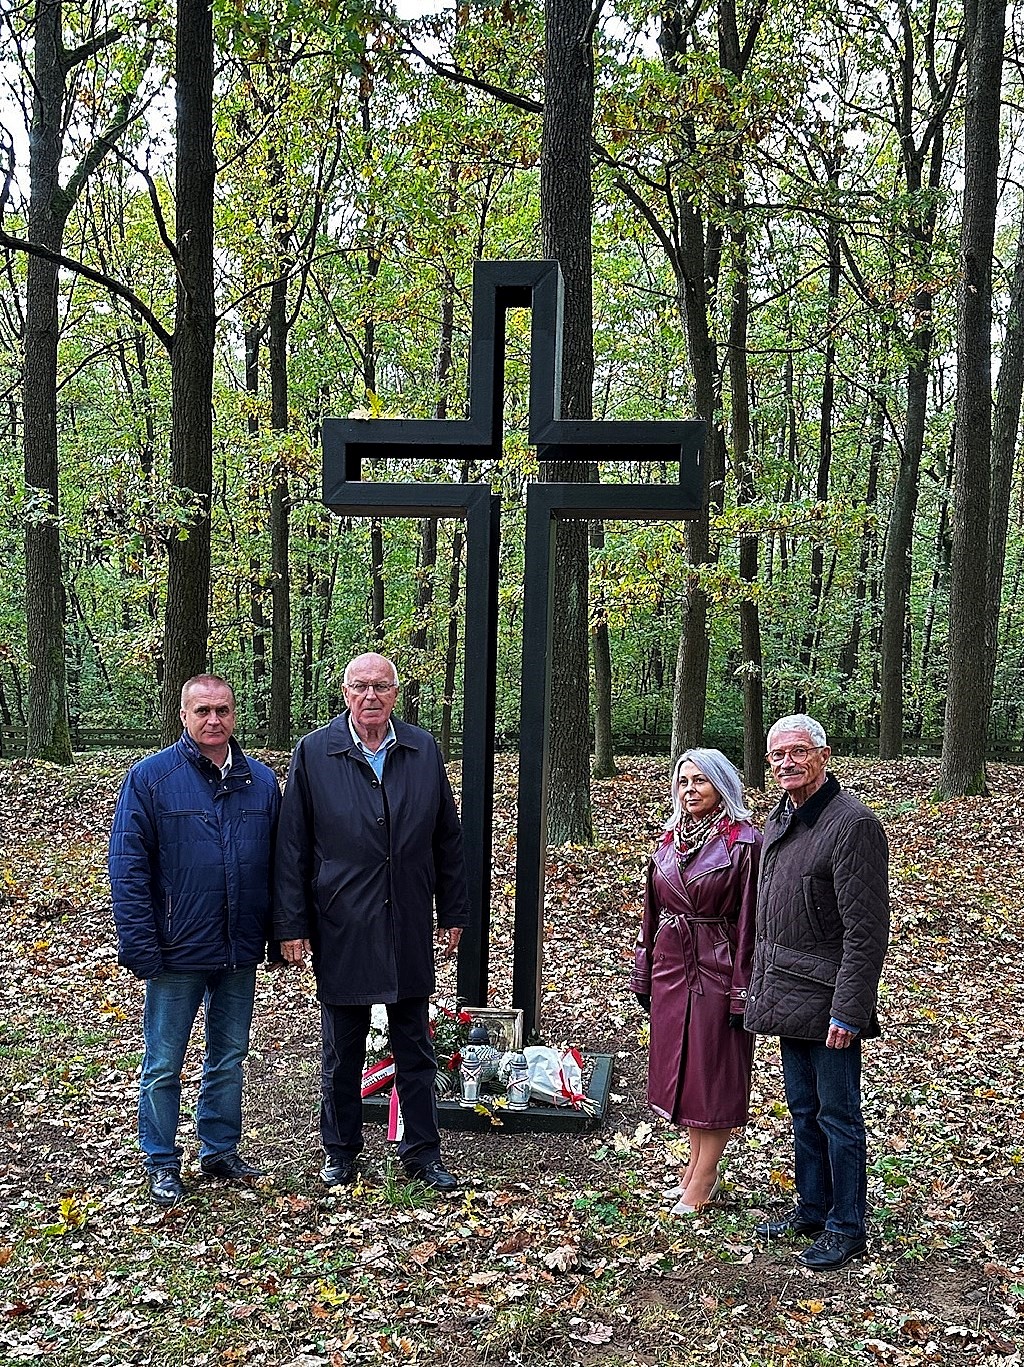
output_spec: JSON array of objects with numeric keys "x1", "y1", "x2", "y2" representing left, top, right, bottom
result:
[
  {"x1": 727, "y1": 180, "x2": 764, "y2": 787},
  {"x1": 440, "y1": 526, "x2": 463, "y2": 763},
  {"x1": 540, "y1": 0, "x2": 595, "y2": 844},
  {"x1": 245, "y1": 327, "x2": 267, "y2": 726},
  {"x1": 661, "y1": 4, "x2": 730, "y2": 758},
  {"x1": 878, "y1": 9, "x2": 962, "y2": 757},
  {"x1": 23, "y1": 0, "x2": 74, "y2": 763},
  {"x1": 161, "y1": 0, "x2": 215, "y2": 744},
  {"x1": 590, "y1": 521, "x2": 615, "y2": 778},
  {"x1": 939, "y1": 0, "x2": 1006, "y2": 796},
  {"x1": 268, "y1": 253, "x2": 292, "y2": 749},
  {"x1": 837, "y1": 379, "x2": 883, "y2": 732},
  {"x1": 979, "y1": 199, "x2": 1024, "y2": 729},
  {"x1": 404, "y1": 517, "x2": 438, "y2": 729},
  {"x1": 796, "y1": 211, "x2": 839, "y2": 713}
]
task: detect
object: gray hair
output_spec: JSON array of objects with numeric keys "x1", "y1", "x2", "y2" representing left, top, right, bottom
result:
[
  {"x1": 767, "y1": 714, "x2": 828, "y2": 749},
  {"x1": 666, "y1": 748, "x2": 752, "y2": 827}
]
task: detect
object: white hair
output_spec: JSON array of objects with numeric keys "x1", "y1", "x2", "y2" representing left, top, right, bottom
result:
[
  {"x1": 342, "y1": 653, "x2": 400, "y2": 687},
  {"x1": 767, "y1": 713, "x2": 828, "y2": 749},
  {"x1": 666, "y1": 748, "x2": 752, "y2": 827}
]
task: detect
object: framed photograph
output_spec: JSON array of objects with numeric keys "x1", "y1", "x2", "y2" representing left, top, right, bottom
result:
[{"x1": 462, "y1": 1006, "x2": 524, "y2": 1053}]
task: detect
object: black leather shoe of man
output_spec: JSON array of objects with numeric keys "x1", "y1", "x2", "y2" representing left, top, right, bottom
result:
[
  {"x1": 200, "y1": 1152, "x2": 264, "y2": 1182},
  {"x1": 755, "y1": 1212, "x2": 826, "y2": 1239},
  {"x1": 403, "y1": 1160, "x2": 458, "y2": 1192},
  {"x1": 797, "y1": 1230, "x2": 868, "y2": 1270},
  {"x1": 320, "y1": 1159, "x2": 359, "y2": 1189},
  {"x1": 149, "y1": 1168, "x2": 186, "y2": 1206}
]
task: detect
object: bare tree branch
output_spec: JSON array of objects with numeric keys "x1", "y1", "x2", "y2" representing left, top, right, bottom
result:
[
  {"x1": 0, "y1": 220, "x2": 173, "y2": 350},
  {"x1": 63, "y1": 26, "x2": 121, "y2": 71}
]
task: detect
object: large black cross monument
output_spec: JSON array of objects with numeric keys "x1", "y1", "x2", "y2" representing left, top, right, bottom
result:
[{"x1": 323, "y1": 260, "x2": 704, "y2": 1043}]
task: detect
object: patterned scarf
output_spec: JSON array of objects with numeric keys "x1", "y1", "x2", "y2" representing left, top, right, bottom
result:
[{"x1": 672, "y1": 804, "x2": 726, "y2": 866}]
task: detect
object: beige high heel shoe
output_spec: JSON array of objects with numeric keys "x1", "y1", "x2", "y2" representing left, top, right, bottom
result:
[{"x1": 670, "y1": 1176, "x2": 721, "y2": 1216}]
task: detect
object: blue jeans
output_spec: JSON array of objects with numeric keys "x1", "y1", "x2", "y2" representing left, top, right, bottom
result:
[
  {"x1": 780, "y1": 1037, "x2": 867, "y2": 1239},
  {"x1": 139, "y1": 967, "x2": 257, "y2": 1172}
]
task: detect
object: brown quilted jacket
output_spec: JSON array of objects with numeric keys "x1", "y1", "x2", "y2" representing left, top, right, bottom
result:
[{"x1": 745, "y1": 775, "x2": 889, "y2": 1042}]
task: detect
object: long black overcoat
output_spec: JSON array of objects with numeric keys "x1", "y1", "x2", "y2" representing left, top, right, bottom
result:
[{"x1": 273, "y1": 713, "x2": 470, "y2": 1005}]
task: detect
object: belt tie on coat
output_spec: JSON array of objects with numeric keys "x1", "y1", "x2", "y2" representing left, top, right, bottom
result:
[{"x1": 660, "y1": 914, "x2": 723, "y2": 995}]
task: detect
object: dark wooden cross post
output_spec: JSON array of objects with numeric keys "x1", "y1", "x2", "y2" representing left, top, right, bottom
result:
[{"x1": 322, "y1": 259, "x2": 704, "y2": 1034}]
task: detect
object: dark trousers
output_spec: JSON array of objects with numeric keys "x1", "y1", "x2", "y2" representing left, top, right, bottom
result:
[
  {"x1": 320, "y1": 997, "x2": 441, "y2": 1168},
  {"x1": 781, "y1": 1037, "x2": 867, "y2": 1239}
]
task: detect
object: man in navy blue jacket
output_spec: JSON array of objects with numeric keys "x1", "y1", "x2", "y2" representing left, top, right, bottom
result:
[{"x1": 109, "y1": 675, "x2": 280, "y2": 1206}]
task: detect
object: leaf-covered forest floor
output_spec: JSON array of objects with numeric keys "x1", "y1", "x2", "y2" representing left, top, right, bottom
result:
[{"x1": 1, "y1": 752, "x2": 1021, "y2": 1367}]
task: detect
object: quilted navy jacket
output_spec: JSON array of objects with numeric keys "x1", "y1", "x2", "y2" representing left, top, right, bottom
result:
[
  {"x1": 745, "y1": 774, "x2": 889, "y2": 1041},
  {"x1": 109, "y1": 734, "x2": 281, "y2": 979}
]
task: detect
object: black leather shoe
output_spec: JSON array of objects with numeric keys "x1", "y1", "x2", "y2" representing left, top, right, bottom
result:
[
  {"x1": 320, "y1": 1158, "x2": 359, "y2": 1188},
  {"x1": 200, "y1": 1152, "x2": 264, "y2": 1182},
  {"x1": 798, "y1": 1230, "x2": 868, "y2": 1270},
  {"x1": 755, "y1": 1212, "x2": 826, "y2": 1239},
  {"x1": 403, "y1": 1160, "x2": 458, "y2": 1192},
  {"x1": 149, "y1": 1168, "x2": 186, "y2": 1206}
]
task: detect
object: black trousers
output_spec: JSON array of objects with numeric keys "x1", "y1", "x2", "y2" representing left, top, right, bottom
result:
[{"x1": 320, "y1": 996, "x2": 441, "y2": 1168}]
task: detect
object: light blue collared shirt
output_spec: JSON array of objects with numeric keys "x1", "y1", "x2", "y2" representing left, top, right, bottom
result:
[{"x1": 348, "y1": 716, "x2": 397, "y2": 781}]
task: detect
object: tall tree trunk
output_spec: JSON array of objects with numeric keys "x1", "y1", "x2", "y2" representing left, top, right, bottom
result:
[
  {"x1": 267, "y1": 254, "x2": 292, "y2": 749},
  {"x1": 404, "y1": 518, "x2": 438, "y2": 729},
  {"x1": 979, "y1": 197, "x2": 1024, "y2": 726},
  {"x1": 837, "y1": 378, "x2": 883, "y2": 731},
  {"x1": 439, "y1": 525, "x2": 463, "y2": 763},
  {"x1": 715, "y1": 0, "x2": 766, "y2": 788},
  {"x1": 916, "y1": 442, "x2": 954, "y2": 736},
  {"x1": 590, "y1": 522, "x2": 615, "y2": 778},
  {"x1": 877, "y1": 9, "x2": 963, "y2": 756},
  {"x1": 405, "y1": 270, "x2": 456, "y2": 728},
  {"x1": 540, "y1": 0, "x2": 595, "y2": 843},
  {"x1": 23, "y1": 0, "x2": 73, "y2": 763},
  {"x1": 939, "y1": 0, "x2": 1006, "y2": 796},
  {"x1": 660, "y1": 4, "x2": 732, "y2": 756},
  {"x1": 161, "y1": 0, "x2": 215, "y2": 743},
  {"x1": 245, "y1": 325, "x2": 267, "y2": 730},
  {"x1": 796, "y1": 210, "x2": 840, "y2": 713},
  {"x1": 728, "y1": 179, "x2": 764, "y2": 787},
  {"x1": 878, "y1": 349, "x2": 929, "y2": 756},
  {"x1": 370, "y1": 519, "x2": 385, "y2": 642}
]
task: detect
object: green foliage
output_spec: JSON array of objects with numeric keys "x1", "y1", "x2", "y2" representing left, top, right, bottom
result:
[{"x1": 0, "y1": 0, "x2": 1015, "y2": 761}]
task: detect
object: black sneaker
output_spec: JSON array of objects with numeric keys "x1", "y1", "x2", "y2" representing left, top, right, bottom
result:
[{"x1": 320, "y1": 1158, "x2": 359, "y2": 1188}]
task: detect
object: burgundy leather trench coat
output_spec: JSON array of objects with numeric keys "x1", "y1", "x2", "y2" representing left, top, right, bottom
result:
[{"x1": 631, "y1": 820, "x2": 761, "y2": 1128}]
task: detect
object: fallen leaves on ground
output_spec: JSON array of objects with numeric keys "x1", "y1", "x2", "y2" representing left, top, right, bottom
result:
[{"x1": 0, "y1": 752, "x2": 1022, "y2": 1366}]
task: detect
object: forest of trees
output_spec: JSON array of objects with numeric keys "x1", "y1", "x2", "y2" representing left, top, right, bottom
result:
[{"x1": 0, "y1": 0, "x2": 1020, "y2": 812}]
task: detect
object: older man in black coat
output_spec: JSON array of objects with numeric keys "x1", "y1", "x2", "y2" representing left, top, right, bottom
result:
[{"x1": 274, "y1": 652, "x2": 470, "y2": 1191}]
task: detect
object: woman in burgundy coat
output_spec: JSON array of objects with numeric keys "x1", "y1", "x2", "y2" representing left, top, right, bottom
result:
[{"x1": 631, "y1": 749, "x2": 761, "y2": 1214}]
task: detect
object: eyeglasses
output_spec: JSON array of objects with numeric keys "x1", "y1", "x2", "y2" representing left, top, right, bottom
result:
[
  {"x1": 766, "y1": 745, "x2": 823, "y2": 765},
  {"x1": 344, "y1": 680, "x2": 398, "y2": 695}
]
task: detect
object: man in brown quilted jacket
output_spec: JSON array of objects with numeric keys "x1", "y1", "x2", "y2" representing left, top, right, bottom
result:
[{"x1": 746, "y1": 713, "x2": 889, "y2": 1271}]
